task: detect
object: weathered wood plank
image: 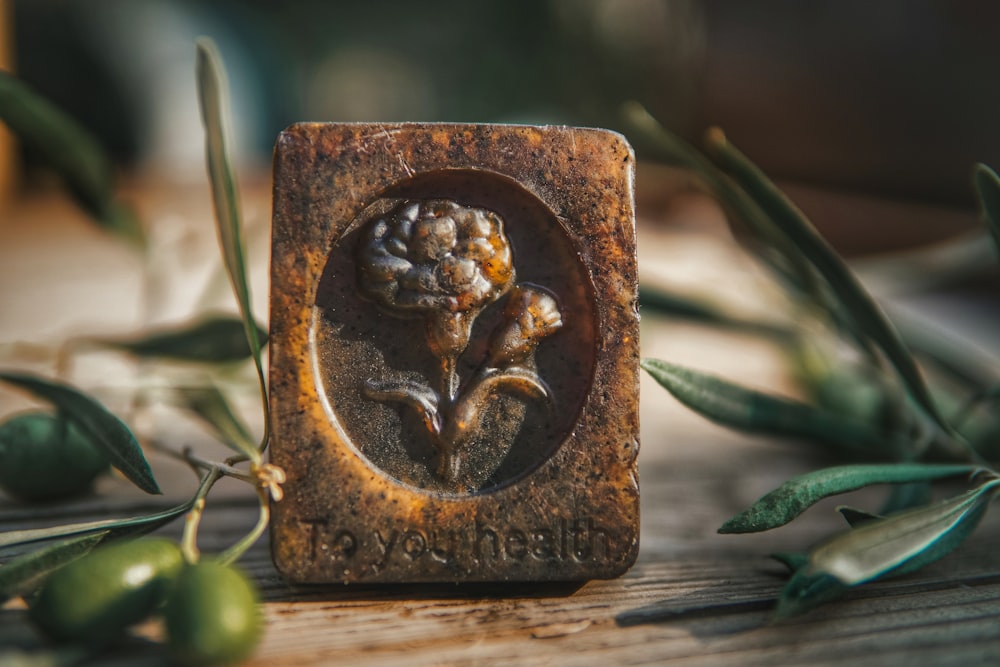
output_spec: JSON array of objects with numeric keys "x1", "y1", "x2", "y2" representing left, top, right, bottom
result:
[{"x1": 3, "y1": 189, "x2": 1000, "y2": 665}]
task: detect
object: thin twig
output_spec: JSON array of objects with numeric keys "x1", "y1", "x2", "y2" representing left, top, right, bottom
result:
[
  {"x1": 148, "y1": 439, "x2": 255, "y2": 483},
  {"x1": 180, "y1": 466, "x2": 224, "y2": 563},
  {"x1": 219, "y1": 485, "x2": 270, "y2": 565}
]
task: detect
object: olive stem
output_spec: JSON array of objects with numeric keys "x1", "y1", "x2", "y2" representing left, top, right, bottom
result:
[
  {"x1": 255, "y1": 375, "x2": 271, "y2": 457},
  {"x1": 147, "y1": 440, "x2": 280, "y2": 564},
  {"x1": 181, "y1": 498, "x2": 206, "y2": 563},
  {"x1": 149, "y1": 440, "x2": 256, "y2": 484},
  {"x1": 218, "y1": 485, "x2": 270, "y2": 566},
  {"x1": 180, "y1": 466, "x2": 223, "y2": 563},
  {"x1": 226, "y1": 452, "x2": 251, "y2": 466}
]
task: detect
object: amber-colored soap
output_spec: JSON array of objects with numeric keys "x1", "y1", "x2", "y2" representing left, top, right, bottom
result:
[{"x1": 269, "y1": 123, "x2": 639, "y2": 583}]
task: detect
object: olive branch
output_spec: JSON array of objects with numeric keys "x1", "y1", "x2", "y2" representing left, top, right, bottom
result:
[
  {"x1": 0, "y1": 38, "x2": 272, "y2": 662},
  {"x1": 625, "y1": 103, "x2": 1000, "y2": 620}
]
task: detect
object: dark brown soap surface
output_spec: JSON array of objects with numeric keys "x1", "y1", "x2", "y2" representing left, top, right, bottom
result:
[{"x1": 269, "y1": 123, "x2": 639, "y2": 584}]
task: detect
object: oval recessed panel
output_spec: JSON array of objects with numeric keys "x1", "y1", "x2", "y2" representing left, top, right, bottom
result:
[{"x1": 313, "y1": 169, "x2": 597, "y2": 494}]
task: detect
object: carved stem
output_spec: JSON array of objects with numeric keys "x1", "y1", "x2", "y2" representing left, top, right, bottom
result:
[
  {"x1": 442, "y1": 354, "x2": 459, "y2": 405},
  {"x1": 437, "y1": 450, "x2": 461, "y2": 484}
]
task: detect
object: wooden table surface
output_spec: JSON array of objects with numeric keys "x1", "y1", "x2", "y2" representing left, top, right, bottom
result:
[{"x1": 2, "y1": 179, "x2": 999, "y2": 666}]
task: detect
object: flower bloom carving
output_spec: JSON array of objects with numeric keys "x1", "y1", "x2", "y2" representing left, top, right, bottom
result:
[{"x1": 356, "y1": 199, "x2": 563, "y2": 489}]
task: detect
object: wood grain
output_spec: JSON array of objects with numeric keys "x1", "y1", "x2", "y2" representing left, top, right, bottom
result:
[{"x1": 2, "y1": 182, "x2": 999, "y2": 665}]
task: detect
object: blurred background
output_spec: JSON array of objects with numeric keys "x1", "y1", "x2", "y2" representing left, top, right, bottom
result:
[
  {"x1": 5, "y1": 0, "x2": 999, "y2": 210},
  {"x1": 4, "y1": 4, "x2": 1000, "y2": 658},
  {"x1": 1, "y1": 0, "x2": 998, "y2": 344},
  {"x1": 1, "y1": 0, "x2": 1000, "y2": 534}
]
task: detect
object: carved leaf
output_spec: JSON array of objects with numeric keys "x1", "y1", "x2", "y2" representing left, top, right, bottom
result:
[
  {"x1": 485, "y1": 367, "x2": 553, "y2": 405},
  {"x1": 364, "y1": 379, "x2": 441, "y2": 435}
]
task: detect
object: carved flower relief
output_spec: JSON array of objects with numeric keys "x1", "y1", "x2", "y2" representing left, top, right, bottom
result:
[
  {"x1": 358, "y1": 200, "x2": 515, "y2": 378},
  {"x1": 487, "y1": 285, "x2": 564, "y2": 368},
  {"x1": 355, "y1": 199, "x2": 563, "y2": 490}
]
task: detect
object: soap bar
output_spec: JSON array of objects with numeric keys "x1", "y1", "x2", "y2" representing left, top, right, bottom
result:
[{"x1": 269, "y1": 123, "x2": 639, "y2": 583}]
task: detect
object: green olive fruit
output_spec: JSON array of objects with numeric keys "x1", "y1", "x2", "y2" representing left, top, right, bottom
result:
[
  {"x1": 0, "y1": 411, "x2": 109, "y2": 502},
  {"x1": 164, "y1": 561, "x2": 262, "y2": 666},
  {"x1": 29, "y1": 537, "x2": 184, "y2": 645}
]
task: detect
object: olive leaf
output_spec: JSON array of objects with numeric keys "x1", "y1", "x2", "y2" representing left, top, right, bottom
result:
[
  {"x1": 638, "y1": 285, "x2": 794, "y2": 341},
  {"x1": 770, "y1": 551, "x2": 810, "y2": 572},
  {"x1": 782, "y1": 480, "x2": 1000, "y2": 613},
  {"x1": 836, "y1": 506, "x2": 883, "y2": 528},
  {"x1": 0, "y1": 498, "x2": 192, "y2": 550},
  {"x1": 0, "y1": 372, "x2": 160, "y2": 495},
  {"x1": 703, "y1": 129, "x2": 953, "y2": 442},
  {"x1": 774, "y1": 571, "x2": 850, "y2": 619},
  {"x1": 623, "y1": 103, "x2": 828, "y2": 305},
  {"x1": 974, "y1": 163, "x2": 1000, "y2": 257},
  {"x1": 951, "y1": 383, "x2": 1000, "y2": 429},
  {"x1": 891, "y1": 306, "x2": 998, "y2": 392},
  {"x1": 878, "y1": 490, "x2": 993, "y2": 579},
  {"x1": 0, "y1": 71, "x2": 144, "y2": 247},
  {"x1": 88, "y1": 315, "x2": 268, "y2": 364},
  {"x1": 641, "y1": 358, "x2": 884, "y2": 456},
  {"x1": 879, "y1": 481, "x2": 933, "y2": 515},
  {"x1": 171, "y1": 383, "x2": 259, "y2": 461},
  {"x1": 852, "y1": 231, "x2": 995, "y2": 297},
  {"x1": 719, "y1": 463, "x2": 980, "y2": 533},
  {"x1": 627, "y1": 105, "x2": 886, "y2": 363},
  {"x1": 196, "y1": 37, "x2": 268, "y2": 449},
  {"x1": 774, "y1": 482, "x2": 993, "y2": 619},
  {"x1": 0, "y1": 531, "x2": 108, "y2": 604}
]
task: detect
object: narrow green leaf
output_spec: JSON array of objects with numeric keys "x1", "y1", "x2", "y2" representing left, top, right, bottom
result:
[
  {"x1": 704, "y1": 129, "x2": 952, "y2": 439},
  {"x1": 880, "y1": 481, "x2": 933, "y2": 515},
  {"x1": 836, "y1": 506, "x2": 883, "y2": 528},
  {"x1": 100, "y1": 200, "x2": 146, "y2": 249},
  {"x1": 0, "y1": 531, "x2": 108, "y2": 603},
  {"x1": 951, "y1": 382, "x2": 1000, "y2": 430},
  {"x1": 172, "y1": 383, "x2": 259, "y2": 461},
  {"x1": 774, "y1": 489, "x2": 979, "y2": 618},
  {"x1": 196, "y1": 37, "x2": 268, "y2": 449},
  {"x1": 625, "y1": 105, "x2": 885, "y2": 362},
  {"x1": 0, "y1": 499, "x2": 191, "y2": 550},
  {"x1": 886, "y1": 494, "x2": 992, "y2": 578},
  {"x1": 719, "y1": 463, "x2": 980, "y2": 533},
  {"x1": 789, "y1": 339, "x2": 914, "y2": 455},
  {"x1": 974, "y1": 163, "x2": 1000, "y2": 257},
  {"x1": 893, "y1": 307, "x2": 998, "y2": 392},
  {"x1": 91, "y1": 315, "x2": 268, "y2": 364},
  {"x1": 769, "y1": 551, "x2": 810, "y2": 572},
  {"x1": 623, "y1": 103, "x2": 831, "y2": 309},
  {"x1": 638, "y1": 285, "x2": 794, "y2": 341},
  {"x1": 852, "y1": 230, "x2": 995, "y2": 296},
  {"x1": 774, "y1": 570, "x2": 849, "y2": 619},
  {"x1": 641, "y1": 358, "x2": 883, "y2": 455},
  {"x1": 0, "y1": 372, "x2": 160, "y2": 494},
  {"x1": 0, "y1": 72, "x2": 144, "y2": 246},
  {"x1": 808, "y1": 479, "x2": 1000, "y2": 585}
]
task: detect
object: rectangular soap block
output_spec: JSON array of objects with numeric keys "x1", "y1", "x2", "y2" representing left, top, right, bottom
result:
[{"x1": 269, "y1": 123, "x2": 639, "y2": 583}]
